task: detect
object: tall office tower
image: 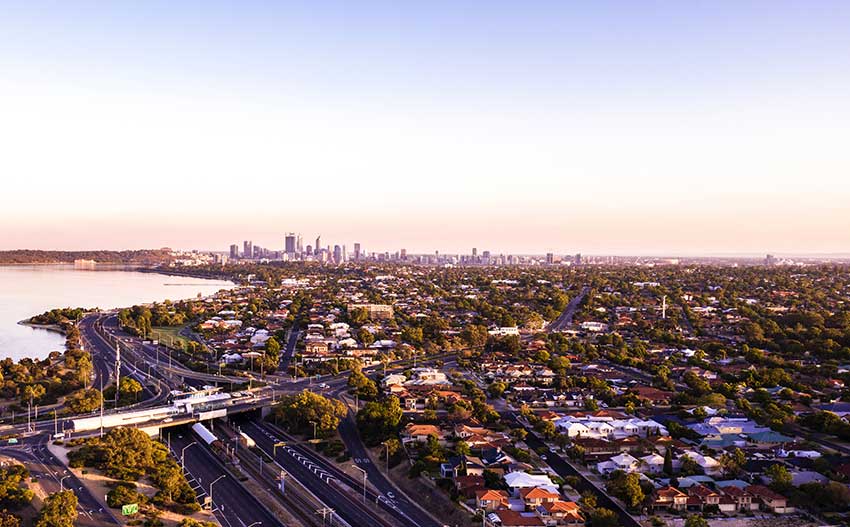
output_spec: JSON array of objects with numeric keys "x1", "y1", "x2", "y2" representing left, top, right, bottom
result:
[
  {"x1": 333, "y1": 245, "x2": 342, "y2": 263},
  {"x1": 342, "y1": 245, "x2": 347, "y2": 263},
  {"x1": 574, "y1": 253, "x2": 582, "y2": 266},
  {"x1": 253, "y1": 245, "x2": 262, "y2": 259},
  {"x1": 243, "y1": 240, "x2": 253, "y2": 259},
  {"x1": 305, "y1": 245, "x2": 313, "y2": 256},
  {"x1": 482, "y1": 250, "x2": 490, "y2": 259},
  {"x1": 472, "y1": 247, "x2": 478, "y2": 258},
  {"x1": 546, "y1": 252, "x2": 554, "y2": 265},
  {"x1": 765, "y1": 254, "x2": 776, "y2": 266},
  {"x1": 285, "y1": 232, "x2": 297, "y2": 254},
  {"x1": 315, "y1": 235, "x2": 321, "y2": 253},
  {"x1": 400, "y1": 248, "x2": 407, "y2": 259},
  {"x1": 229, "y1": 244, "x2": 239, "y2": 259},
  {"x1": 296, "y1": 235, "x2": 303, "y2": 255},
  {"x1": 353, "y1": 242, "x2": 361, "y2": 261}
]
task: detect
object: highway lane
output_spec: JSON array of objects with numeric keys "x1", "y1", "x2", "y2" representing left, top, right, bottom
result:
[
  {"x1": 251, "y1": 419, "x2": 439, "y2": 527},
  {"x1": 169, "y1": 428, "x2": 285, "y2": 527},
  {"x1": 2, "y1": 434, "x2": 119, "y2": 526},
  {"x1": 241, "y1": 420, "x2": 393, "y2": 527}
]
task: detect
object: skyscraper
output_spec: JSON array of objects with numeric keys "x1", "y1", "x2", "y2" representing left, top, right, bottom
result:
[
  {"x1": 353, "y1": 242, "x2": 361, "y2": 261},
  {"x1": 229, "y1": 244, "x2": 239, "y2": 260},
  {"x1": 472, "y1": 247, "x2": 477, "y2": 257},
  {"x1": 333, "y1": 245, "x2": 342, "y2": 263},
  {"x1": 243, "y1": 240, "x2": 253, "y2": 259},
  {"x1": 296, "y1": 234, "x2": 303, "y2": 255},
  {"x1": 315, "y1": 235, "x2": 321, "y2": 253},
  {"x1": 285, "y1": 232, "x2": 297, "y2": 254},
  {"x1": 305, "y1": 244, "x2": 313, "y2": 256},
  {"x1": 342, "y1": 245, "x2": 347, "y2": 263},
  {"x1": 546, "y1": 252, "x2": 554, "y2": 265}
]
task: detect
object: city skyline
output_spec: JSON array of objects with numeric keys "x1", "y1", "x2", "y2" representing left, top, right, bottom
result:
[{"x1": 2, "y1": 2, "x2": 850, "y2": 254}]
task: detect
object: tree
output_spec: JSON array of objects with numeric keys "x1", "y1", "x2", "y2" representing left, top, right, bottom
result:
[
  {"x1": 274, "y1": 390, "x2": 347, "y2": 438},
  {"x1": 0, "y1": 512, "x2": 19, "y2": 527},
  {"x1": 263, "y1": 337, "x2": 281, "y2": 371},
  {"x1": 357, "y1": 396, "x2": 403, "y2": 445},
  {"x1": 487, "y1": 381, "x2": 507, "y2": 399},
  {"x1": 589, "y1": 507, "x2": 619, "y2": 527},
  {"x1": 35, "y1": 491, "x2": 78, "y2": 527},
  {"x1": 67, "y1": 388, "x2": 102, "y2": 414},
  {"x1": 21, "y1": 384, "x2": 45, "y2": 406},
  {"x1": 765, "y1": 463, "x2": 792, "y2": 492},
  {"x1": 684, "y1": 515, "x2": 708, "y2": 527},
  {"x1": 663, "y1": 447, "x2": 673, "y2": 475},
  {"x1": 348, "y1": 370, "x2": 378, "y2": 400},
  {"x1": 460, "y1": 325, "x2": 489, "y2": 348},
  {"x1": 119, "y1": 377, "x2": 143, "y2": 402}
]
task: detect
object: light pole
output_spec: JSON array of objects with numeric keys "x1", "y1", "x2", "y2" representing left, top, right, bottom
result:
[
  {"x1": 60, "y1": 475, "x2": 71, "y2": 491},
  {"x1": 381, "y1": 441, "x2": 391, "y2": 474},
  {"x1": 310, "y1": 421, "x2": 317, "y2": 440},
  {"x1": 352, "y1": 465, "x2": 367, "y2": 503},
  {"x1": 247, "y1": 523, "x2": 262, "y2": 527},
  {"x1": 209, "y1": 475, "x2": 226, "y2": 509},
  {"x1": 181, "y1": 441, "x2": 198, "y2": 470}
]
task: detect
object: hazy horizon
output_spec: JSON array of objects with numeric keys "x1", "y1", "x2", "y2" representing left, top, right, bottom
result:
[{"x1": 2, "y1": 2, "x2": 849, "y2": 254}]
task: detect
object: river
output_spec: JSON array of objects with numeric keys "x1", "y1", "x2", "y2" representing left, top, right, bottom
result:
[{"x1": 0, "y1": 265, "x2": 234, "y2": 361}]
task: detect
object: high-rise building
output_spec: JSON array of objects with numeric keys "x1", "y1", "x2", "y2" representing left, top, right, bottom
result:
[
  {"x1": 574, "y1": 253, "x2": 582, "y2": 266},
  {"x1": 296, "y1": 234, "x2": 303, "y2": 255},
  {"x1": 333, "y1": 245, "x2": 342, "y2": 263},
  {"x1": 400, "y1": 248, "x2": 407, "y2": 259},
  {"x1": 546, "y1": 253, "x2": 554, "y2": 265},
  {"x1": 765, "y1": 254, "x2": 776, "y2": 266},
  {"x1": 315, "y1": 235, "x2": 321, "y2": 253},
  {"x1": 305, "y1": 244, "x2": 313, "y2": 256},
  {"x1": 229, "y1": 244, "x2": 239, "y2": 259},
  {"x1": 353, "y1": 242, "x2": 361, "y2": 261},
  {"x1": 472, "y1": 247, "x2": 478, "y2": 257},
  {"x1": 243, "y1": 240, "x2": 253, "y2": 259},
  {"x1": 342, "y1": 245, "x2": 347, "y2": 263},
  {"x1": 285, "y1": 233, "x2": 297, "y2": 254}
]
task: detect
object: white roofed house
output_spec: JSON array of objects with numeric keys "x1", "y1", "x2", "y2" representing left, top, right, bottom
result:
[
  {"x1": 639, "y1": 453, "x2": 666, "y2": 474},
  {"x1": 596, "y1": 453, "x2": 640, "y2": 475},
  {"x1": 555, "y1": 420, "x2": 591, "y2": 438}
]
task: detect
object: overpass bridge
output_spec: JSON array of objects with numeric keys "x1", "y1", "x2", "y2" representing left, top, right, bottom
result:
[{"x1": 70, "y1": 388, "x2": 275, "y2": 436}]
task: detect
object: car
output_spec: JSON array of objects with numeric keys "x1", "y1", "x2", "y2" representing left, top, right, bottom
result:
[{"x1": 540, "y1": 455, "x2": 547, "y2": 461}]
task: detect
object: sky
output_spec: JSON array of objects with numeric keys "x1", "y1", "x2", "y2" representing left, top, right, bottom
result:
[{"x1": 1, "y1": 1, "x2": 849, "y2": 256}]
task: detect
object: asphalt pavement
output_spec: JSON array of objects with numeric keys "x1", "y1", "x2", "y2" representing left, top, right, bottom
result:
[{"x1": 169, "y1": 428, "x2": 285, "y2": 527}]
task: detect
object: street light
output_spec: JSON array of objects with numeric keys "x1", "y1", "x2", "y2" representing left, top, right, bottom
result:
[
  {"x1": 351, "y1": 465, "x2": 367, "y2": 503},
  {"x1": 181, "y1": 441, "x2": 198, "y2": 470},
  {"x1": 60, "y1": 475, "x2": 71, "y2": 491},
  {"x1": 381, "y1": 441, "x2": 391, "y2": 474},
  {"x1": 209, "y1": 475, "x2": 226, "y2": 509},
  {"x1": 247, "y1": 523, "x2": 262, "y2": 527}
]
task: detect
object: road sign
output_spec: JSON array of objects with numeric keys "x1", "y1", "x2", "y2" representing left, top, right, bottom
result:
[{"x1": 121, "y1": 503, "x2": 139, "y2": 515}]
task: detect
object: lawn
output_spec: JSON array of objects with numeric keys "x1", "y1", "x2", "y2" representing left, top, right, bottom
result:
[{"x1": 150, "y1": 325, "x2": 195, "y2": 350}]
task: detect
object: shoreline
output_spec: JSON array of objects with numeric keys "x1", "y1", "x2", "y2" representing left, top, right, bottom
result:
[{"x1": 16, "y1": 320, "x2": 67, "y2": 335}]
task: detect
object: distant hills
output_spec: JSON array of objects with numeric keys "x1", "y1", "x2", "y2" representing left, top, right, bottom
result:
[{"x1": 0, "y1": 249, "x2": 174, "y2": 265}]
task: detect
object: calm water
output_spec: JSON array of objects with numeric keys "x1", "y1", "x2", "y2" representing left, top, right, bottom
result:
[{"x1": 0, "y1": 265, "x2": 233, "y2": 361}]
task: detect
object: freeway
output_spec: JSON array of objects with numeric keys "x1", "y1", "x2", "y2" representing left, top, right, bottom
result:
[
  {"x1": 169, "y1": 428, "x2": 285, "y2": 527},
  {"x1": 240, "y1": 420, "x2": 397, "y2": 527}
]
